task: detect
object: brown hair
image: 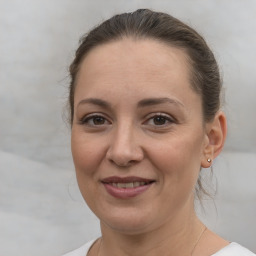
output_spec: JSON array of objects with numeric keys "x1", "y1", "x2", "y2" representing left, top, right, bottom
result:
[{"x1": 68, "y1": 9, "x2": 222, "y2": 199}]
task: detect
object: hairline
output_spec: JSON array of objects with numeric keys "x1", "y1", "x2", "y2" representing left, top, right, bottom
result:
[{"x1": 72, "y1": 35, "x2": 202, "y2": 100}]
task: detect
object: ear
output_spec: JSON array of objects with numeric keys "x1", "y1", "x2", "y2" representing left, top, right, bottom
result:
[{"x1": 201, "y1": 111, "x2": 227, "y2": 168}]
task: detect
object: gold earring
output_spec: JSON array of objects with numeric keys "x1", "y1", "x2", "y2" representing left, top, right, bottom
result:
[{"x1": 207, "y1": 158, "x2": 212, "y2": 163}]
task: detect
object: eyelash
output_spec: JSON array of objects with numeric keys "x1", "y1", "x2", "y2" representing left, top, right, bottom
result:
[
  {"x1": 144, "y1": 113, "x2": 175, "y2": 127},
  {"x1": 79, "y1": 113, "x2": 175, "y2": 128},
  {"x1": 79, "y1": 114, "x2": 111, "y2": 126}
]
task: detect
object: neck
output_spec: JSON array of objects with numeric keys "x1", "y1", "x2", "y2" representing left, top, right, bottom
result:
[{"x1": 99, "y1": 209, "x2": 204, "y2": 256}]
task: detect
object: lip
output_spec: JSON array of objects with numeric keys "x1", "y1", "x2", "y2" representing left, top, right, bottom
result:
[
  {"x1": 101, "y1": 176, "x2": 154, "y2": 183},
  {"x1": 101, "y1": 176, "x2": 155, "y2": 199}
]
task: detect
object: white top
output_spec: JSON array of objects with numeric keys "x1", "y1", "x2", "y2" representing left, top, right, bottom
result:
[{"x1": 62, "y1": 240, "x2": 255, "y2": 256}]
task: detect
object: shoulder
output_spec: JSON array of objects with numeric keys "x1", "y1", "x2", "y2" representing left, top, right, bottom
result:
[
  {"x1": 62, "y1": 240, "x2": 96, "y2": 256},
  {"x1": 212, "y1": 242, "x2": 255, "y2": 256}
]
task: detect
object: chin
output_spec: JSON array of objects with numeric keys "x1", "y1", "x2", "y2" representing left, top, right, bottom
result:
[
  {"x1": 102, "y1": 219, "x2": 154, "y2": 235},
  {"x1": 98, "y1": 206, "x2": 156, "y2": 235}
]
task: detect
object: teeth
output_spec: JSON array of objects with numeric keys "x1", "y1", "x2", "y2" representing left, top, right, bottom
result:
[
  {"x1": 111, "y1": 182, "x2": 148, "y2": 188},
  {"x1": 134, "y1": 182, "x2": 140, "y2": 187},
  {"x1": 117, "y1": 183, "x2": 127, "y2": 188},
  {"x1": 126, "y1": 182, "x2": 134, "y2": 188}
]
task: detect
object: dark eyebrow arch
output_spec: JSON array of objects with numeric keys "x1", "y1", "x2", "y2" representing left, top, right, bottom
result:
[
  {"x1": 77, "y1": 98, "x2": 111, "y2": 109},
  {"x1": 138, "y1": 97, "x2": 184, "y2": 108}
]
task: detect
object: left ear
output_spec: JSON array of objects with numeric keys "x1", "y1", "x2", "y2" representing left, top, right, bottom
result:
[{"x1": 201, "y1": 111, "x2": 227, "y2": 168}]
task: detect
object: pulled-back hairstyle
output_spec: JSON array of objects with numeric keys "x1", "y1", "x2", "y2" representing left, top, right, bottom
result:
[{"x1": 69, "y1": 9, "x2": 222, "y2": 200}]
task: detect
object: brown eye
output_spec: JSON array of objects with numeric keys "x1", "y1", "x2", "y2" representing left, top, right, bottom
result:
[
  {"x1": 80, "y1": 114, "x2": 110, "y2": 126},
  {"x1": 144, "y1": 113, "x2": 175, "y2": 128},
  {"x1": 93, "y1": 116, "x2": 106, "y2": 125},
  {"x1": 153, "y1": 116, "x2": 168, "y2": 125}
]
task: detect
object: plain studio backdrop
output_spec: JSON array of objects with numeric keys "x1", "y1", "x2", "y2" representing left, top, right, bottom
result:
[{"x1": 0, "y1": 1, "x2": 255, "y2": 255}]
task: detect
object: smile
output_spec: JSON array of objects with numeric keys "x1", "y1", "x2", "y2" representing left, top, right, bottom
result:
[
  {"x1": 110, "y1": 181, "x2": 151, "y2": 188},
  {"x1": 101, "y1": 176, "x2": 155, "y2": 199}
]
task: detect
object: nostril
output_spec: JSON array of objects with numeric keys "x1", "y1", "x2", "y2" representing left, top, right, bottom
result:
[
  {"x1": 110, "y1": 159, "x2": 135, "y2": 167},
  {"x1": 106, "y1": 136, "x2": 144, "y2": 166}
]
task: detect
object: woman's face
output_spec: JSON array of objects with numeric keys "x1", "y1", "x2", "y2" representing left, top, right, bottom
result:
[{"x1": 71, "y1": 39, "x2": 210, "y2": 234}]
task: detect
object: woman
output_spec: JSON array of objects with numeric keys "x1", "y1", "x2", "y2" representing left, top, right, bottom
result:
[{"x1": 63, "y1": 9, "x2": 255, "y2": 256}]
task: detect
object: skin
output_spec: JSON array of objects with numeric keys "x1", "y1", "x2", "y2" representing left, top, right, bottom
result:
[{"x1": 71, "y1": 38, "x2": 228, "y2": 256}]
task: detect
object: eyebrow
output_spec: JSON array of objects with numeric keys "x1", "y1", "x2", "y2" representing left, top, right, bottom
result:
[
  {"x1": 77, "y1": 97, "x2": 184, "y2": 109},
  {"x1": 77, "y1": 98, "x2": 111, "y2": 109},
  {"x1": 137, "y1": 97, "x2": 184, "y2": 108}
]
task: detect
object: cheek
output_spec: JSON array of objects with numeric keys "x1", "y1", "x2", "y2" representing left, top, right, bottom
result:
[
  {"x1": 148, "y1": 132, "x2": 204, "y2": 181},
  {"x1": 149, "y1": 135, "x2": 204, "y2": 210},
  {"x1": 71, "y1": 129, "x2": 105, "y2": 177},
  {"x1": 71, "y1": 130, "x2": 107, "y2": 208}
]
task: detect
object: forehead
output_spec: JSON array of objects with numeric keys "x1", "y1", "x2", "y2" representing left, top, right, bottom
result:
[
  {"x1": 75, "y1": 38, "x2": 196, "y2": 103},
  {"x1": 78, "y1": 38, "x2": 190, "y2": 79}
]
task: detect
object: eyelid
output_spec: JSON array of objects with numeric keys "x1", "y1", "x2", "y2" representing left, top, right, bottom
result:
[
  {"x1": 143, "y1": 112, "x2": 176, "y2": 126},
  {"x1": 146, "y1": 112, "x2": 175, "y2": 121},
  {"x1": 79, "y1": 112, "x2": 111, "y2": 125}
]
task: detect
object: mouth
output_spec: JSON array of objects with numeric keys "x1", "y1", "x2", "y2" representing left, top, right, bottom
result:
[
  {"x1": 109, "y1": 181, "x2": 153, "y2": 188},
  {"x1": 101, "y1": 176, "x2": 155, "y2": 199}
]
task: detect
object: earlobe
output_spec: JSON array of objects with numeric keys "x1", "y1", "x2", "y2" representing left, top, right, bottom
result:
[{"x1": 201, "y1": 111, "x2": 227, "y2": 168}]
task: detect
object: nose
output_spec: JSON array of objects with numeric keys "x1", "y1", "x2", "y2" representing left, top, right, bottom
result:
[{"x1": 106, "y1": 123, "x2": 144, "y2": 167}]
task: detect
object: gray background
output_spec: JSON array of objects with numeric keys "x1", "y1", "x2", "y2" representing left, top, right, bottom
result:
[{"x1": 0, "y1": 0, "x2": 255, "y2": 255}]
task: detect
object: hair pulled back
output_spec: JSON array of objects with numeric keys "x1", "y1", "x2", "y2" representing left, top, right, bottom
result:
[
  {"x1": 69, "y1": 9, "x2": 222, "y2": 125},
  {"x1": 68, "y1": 9, "x2": 222, "y2": 199}
]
